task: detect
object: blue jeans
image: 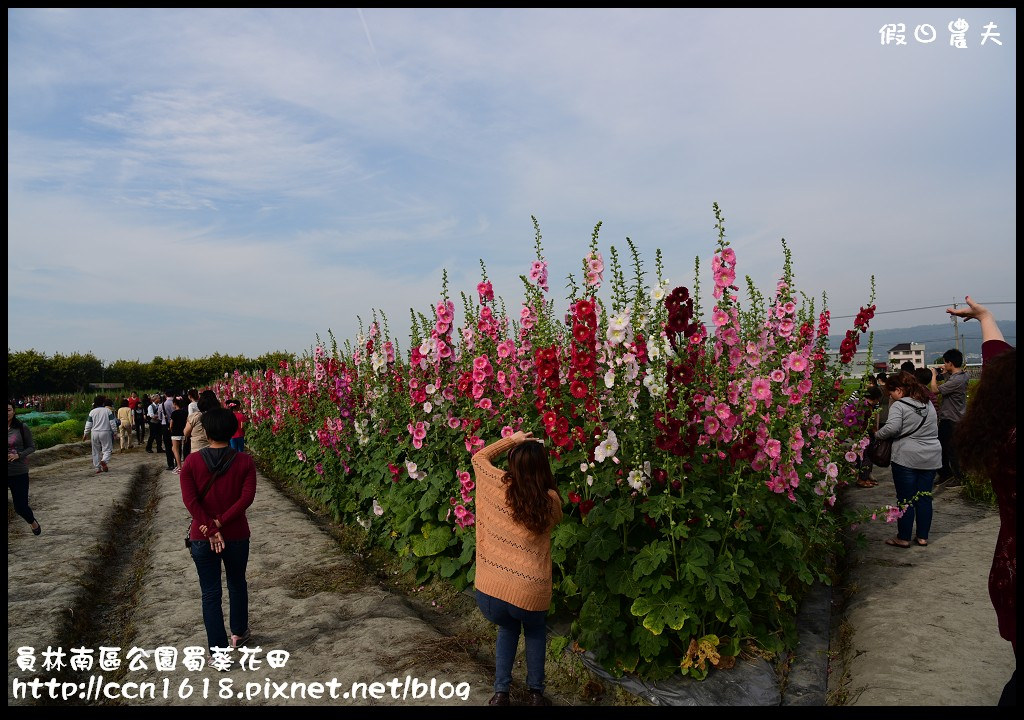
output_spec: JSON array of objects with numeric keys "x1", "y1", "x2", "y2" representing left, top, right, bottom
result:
[
  {"x1": 229, "y1": 437, "x2": 245, "y2": 453},
  {"x1": 190, "y1": 538, "x2": 250, "y2": 650},
  {"x1": 891, "y1": 463, "x2": 936, "y2": 541},
  {"x1": 475, "y1": 589, "x2": 547, "y2": 693}
]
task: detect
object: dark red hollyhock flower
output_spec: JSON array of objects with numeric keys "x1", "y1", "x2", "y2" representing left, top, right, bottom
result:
[
  {"x1": 579, "y1": 499, "x2": 596, "y2": 517},
  {"x1": 568, "y1": 490, "x2": 581, "y2": 504},
  {"x1": 643, "y1": 514, "x2": 657, "y2": 530}
]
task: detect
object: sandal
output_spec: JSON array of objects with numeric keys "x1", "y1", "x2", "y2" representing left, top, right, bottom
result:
[
  {"x1": 885, "y1": 537, "x2": 911, "y2": 548},
  {"x1": 914, "y1": 537, "x2": 928, "y2": 547},
  {"x1": 230, "y1": 628, "x2": 251, "y2": 649}
]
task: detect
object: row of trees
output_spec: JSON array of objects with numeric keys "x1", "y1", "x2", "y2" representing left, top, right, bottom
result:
[{"x1": 7, "y1": 349, "x2": 293, "y2": 396}]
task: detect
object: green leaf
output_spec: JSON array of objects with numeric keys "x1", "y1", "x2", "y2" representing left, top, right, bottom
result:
[
  {"x1": 583, "y1": 526, "x2": 620, "y2": 562},
  {"x1": 410, "y1": 523, "x2": 452, "y2": 557},
  {"x1": 630, "y1": 594, "x2": 691, "y2": 635},
  {"x1": 631, "y1": 541, "x2": 671, "y2": 579}
]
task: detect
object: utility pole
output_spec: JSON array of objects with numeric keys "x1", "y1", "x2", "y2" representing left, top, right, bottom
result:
[{"x1": 950, "y1": 298, "x2": 962, "y2": 354}]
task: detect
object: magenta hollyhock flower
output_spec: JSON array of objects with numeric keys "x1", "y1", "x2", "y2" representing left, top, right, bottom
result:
[
  {"x1": 704, "y1": 416, "x2": 720, "y2": 435},
  {"x1": 714, "y1": 403, "x2": 732, "y2": 421},
  {"x1": 315, "y1": 462, "x2": 324, "y2": 475},
  {"x1": 797, "y1": 378, "x2": 813, "y2": 395},
  {"x1": 454, "y1": 505, "x2": 467, "y2": 519},
  {"x1": 501, "y1": 425, "x2": 514, "y2": 438}
]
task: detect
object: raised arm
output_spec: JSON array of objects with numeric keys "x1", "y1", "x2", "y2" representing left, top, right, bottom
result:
[{"x1": 947, "y1": 295, "x2": 1004, "y2": 344}]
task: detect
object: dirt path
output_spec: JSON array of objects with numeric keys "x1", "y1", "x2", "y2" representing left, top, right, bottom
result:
[
  {"x1": 8, "y1": 444, "x2": 495, "y2": 707},
  {"x1": 828, "y1": 465, "x2": 1015, "y2": 706}
]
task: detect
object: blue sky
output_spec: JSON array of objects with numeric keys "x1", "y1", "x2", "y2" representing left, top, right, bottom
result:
[{"x1": 7, "y1": 8, "x2": 1016, "y2": 363}]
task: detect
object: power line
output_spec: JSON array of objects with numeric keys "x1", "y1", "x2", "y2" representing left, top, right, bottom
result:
[{"x1": 830, "y1": 301, "x2": 1015, "y2": 320}]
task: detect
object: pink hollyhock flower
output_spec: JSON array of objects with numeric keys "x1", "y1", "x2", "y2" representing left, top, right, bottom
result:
[
  {"x1": 714, "y1": 403, "x2": 732, "y2": 421},
  {"x1": 764, "y1": 438, "x2": 782, "y2": 459},
  {"x1": 788, "y1": 353, "x2": 808, "y2": 372},
  {"x1": 295, "y1": 450, "x2": 306, "y2": 462},
  {"x1": 448, "y1": 416, "x2": 461, "y2": 429},
  {"x1": 721, "y1": 248, "x2": 736, "y2": 265},
  {"x1": 798, "y1": 378, "x2": 813, "y2": 395},
  {"x1": 458, "y1": 470, "x2": 471, "y2": 484},
  {"x1": 454, "y1": 505, "x2": 467, "y2": 519},
  {"x1": 478, "y1": 398, "x2": 492, "y2": 410},
  {"x1": 826, "y1": 462, "x2": 839, "y2": 479},
  {"x1": 751, "y1": 377, "x2": 772, "y2": 402},
  {"x1": 885, "y1": 505, "x2": 905, "y2": 523},
  {"x1": 779, "y1": 319, "x2": 795, "y2": 336},
  {"x1": 477, "y1": 280, "x2": 494, "y2": 302},
  {"x1": 501, "y1": 425, "x2": 514, "y2": 438},
  {"x1": 704, "y1": 416, "x2": 720, "y2": 435},
  {"x1": 770, "y1": 369, "x2": 786, "y2": 383},
  {"x1": 845, "y1": 451, "x2": 858, "y2": 463},
  {"x1": 712, "y1": 308, "x2": 729, "y2": 327}
]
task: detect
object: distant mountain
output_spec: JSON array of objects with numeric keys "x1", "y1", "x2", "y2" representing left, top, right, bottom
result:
[{"x1": 830, "y1": 321, "x2": 1016, "y2": 365}]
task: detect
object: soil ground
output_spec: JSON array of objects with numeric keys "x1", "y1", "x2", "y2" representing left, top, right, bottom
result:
[{"x1": 9, "y1": 441, "x2": 1014, "y2": 708}]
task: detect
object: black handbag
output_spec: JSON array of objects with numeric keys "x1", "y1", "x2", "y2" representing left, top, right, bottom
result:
[
  {"x1": 184, "y1": 449, "x2": 238, "y2": 549},
  {"x1": 867, "y1": 400, "x2": 926, "y2": 468}
]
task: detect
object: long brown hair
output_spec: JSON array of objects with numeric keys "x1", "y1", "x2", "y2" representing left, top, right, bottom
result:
[
  {"x1": 955, "y1": 349, "x2": 1016, "y2": 474},
  {"x1": 503, "y1": 441, "x2": 557, "y2": 534},
  {"x1": 883, "y1": 371, "x2": 930, "y2": 403}
]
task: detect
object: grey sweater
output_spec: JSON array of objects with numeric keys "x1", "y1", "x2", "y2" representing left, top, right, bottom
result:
[{"x1": 875, "y1": 398, "x2": 942, "y2": 470}]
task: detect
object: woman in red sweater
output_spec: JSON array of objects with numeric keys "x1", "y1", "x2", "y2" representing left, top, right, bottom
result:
[
  {"x1": 180, "y1": 406, "x2": 257, "y2": 655},
  {"x1": 951, "y1": 296, "x2": 1016, "y2": 706},
  {"x1": 472, "y1": 430, "x2": 562, "y2": 707}
]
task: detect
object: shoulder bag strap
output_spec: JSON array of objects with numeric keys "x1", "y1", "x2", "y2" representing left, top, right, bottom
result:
[{"x1": 892, "y1": 400, "x2": 927, "y2": 440}]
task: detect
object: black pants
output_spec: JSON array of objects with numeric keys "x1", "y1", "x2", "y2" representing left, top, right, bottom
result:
[
  {"x1": 147, "y1": 422, "x2": 164, "y2": 452},
  {"x1": 134, "y1": 414, "x2": 146, "y2": 443},
  {"x1": 937, "y1": 419, "x2": 962, "y2": 481},
  {"x1": 8, "y1": 473, "x2": 36, "y2": 525},
  {"x1": 164, "y1": 427, "x2": 175, "y2": 469},
  {"x1": 999, "y1": 669, "x2": 1016, "y2": 707}
]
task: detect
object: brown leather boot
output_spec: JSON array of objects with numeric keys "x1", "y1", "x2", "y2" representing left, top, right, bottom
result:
[
  {"x1": 525, "y1": 690, "x2": 551, "y2": 706},
  {"x1": 488, "y1": 692, "x2": 510, "y2": 706}
]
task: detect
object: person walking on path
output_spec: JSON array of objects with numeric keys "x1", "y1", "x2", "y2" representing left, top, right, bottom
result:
[
  {"x1": 116, "y1": 398, "x2": 134, "y2": 452},
  {"x1": 169, "y1": 395, "x2": 189, "y2": 474},
  {"x1": 84, "y1": 395, "x2": 117, "y2": 473},
  {"x1": 184, "y1": 390, "x2": 220, "y2": 456},
  {"x1": 950, "y1": 296, "x2": 1016, "y2": 706},
  {"x1": 162, "y1": 391, "x2": 176, "y2": 471},
  {"x1": 180, "y1": 407, "x2": 257, "y2": 654},
  {"x1": 146, "y1": 394, "x2": 164, "y2": 453},
  {"x1": 930, "y1": 348, "x2": 968, "y2": 488},
  {"x1": 876, "y1": 372, "x2": 942, "y2": 548},
  {"x1": 7, "y1": 401, "x2": 40, "y2": 536},
  {"x1": 130, "y1": 391, "x2": 147, "y2": 445},
  {"x1": 226, "y1": 399, "x2": 247, "y2": 453},
  {"x1": 472, "y1": 430, "x2": 563, "y2": 707}
]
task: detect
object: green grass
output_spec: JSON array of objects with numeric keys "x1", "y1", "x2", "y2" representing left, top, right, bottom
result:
[{"x1": 960, "y1": 470, "x2": 998, "y2": 508}]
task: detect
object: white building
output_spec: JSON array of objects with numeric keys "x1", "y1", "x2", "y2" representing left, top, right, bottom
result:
[
  {"x1": 829, "y1": 348, "x2": 873, "y2": 378},
  {"x1": 888, "y1": 342, "x2": 926, "y2": 370}
]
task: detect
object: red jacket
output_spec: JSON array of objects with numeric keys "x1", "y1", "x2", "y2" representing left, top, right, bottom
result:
[{"x1": 180, "y1": 449, "x2": 257, "y2": 541}]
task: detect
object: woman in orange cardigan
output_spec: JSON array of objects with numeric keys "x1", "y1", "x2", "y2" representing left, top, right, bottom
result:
[{"x1": 472, "y1": 430, "x2": 562, "y2": 707}]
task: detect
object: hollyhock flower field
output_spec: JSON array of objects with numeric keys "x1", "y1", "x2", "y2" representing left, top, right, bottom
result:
[{"x1": 215, "y1": 205, "x2": 885, "y2": 680}]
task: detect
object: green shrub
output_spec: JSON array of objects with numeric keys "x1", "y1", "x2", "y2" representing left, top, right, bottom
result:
[{"x1": 31, "y1": 419, "x2": 85, "y2": 450}]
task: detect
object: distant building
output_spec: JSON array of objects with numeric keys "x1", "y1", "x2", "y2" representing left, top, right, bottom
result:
[
  {"x1": 829, "y1": 348, "x2": 873, "y2": 378},
  {"x1": 888, "y1": 342, "x2": 925, "y2": 370}
]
